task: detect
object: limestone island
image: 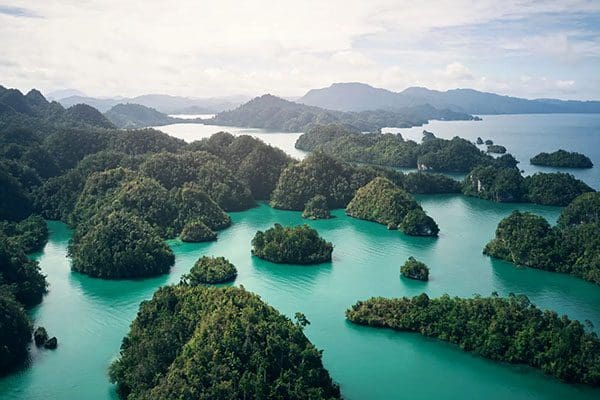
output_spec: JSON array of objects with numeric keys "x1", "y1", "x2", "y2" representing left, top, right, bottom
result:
[
  {"x1": 345, "y1": 177, "x2": 439, "y2": 236},
  {"x1": 486, "y1": 144, "x2": 507, "y2": 154},
  {"x1": 251, "y1": 223, "x2": 333, "y2": 264},
  {"x1": 346, "y1": 293, "x2": 600, "y2": 386},
  {"x1": 182, "y1": 256, "x2": 237, "y2": 284},
  {"x1": 400, "y1": 257, "x2": 429, "y2": 281},
  {"x1": 180, "y1": 220, "x2": 217, "y2": 242},
  {"x1": 530, "y1": 149, "x2": 593, "y2": 168}
]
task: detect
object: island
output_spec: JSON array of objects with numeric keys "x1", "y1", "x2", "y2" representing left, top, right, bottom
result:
[
  {"x1": 530, "y1": 149, "x2": 593, "y2": 168},
  {"x1": 400, "y1": 257, "x2": 429, "y2": 281},
  {"x1": 251, "y1": 223, "x2": 333, "y2": 264},
  {"x1": 345, "y1": 177, "x2": 439, "y2": 236},
  {"x1": 346, "y1": 293, "x2": 600, "y2": 386},
  {"x1": 302, "y1": 194, "x2": 331, "y2": 219},
  {"x1": 486, "y1": 144, "x2": 507, "y2": 154},
  {"x1": 109, "y1": 285, "x2": 341, "y2": 399},
  {"x1": 484, "y1": 192, "x2": 600, "y2": 284},
  {"x1": 182, "y1": 256, "x2": 237, "y2": 284}
]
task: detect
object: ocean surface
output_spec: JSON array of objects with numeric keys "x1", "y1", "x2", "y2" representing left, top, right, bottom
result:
[{"x1": 1, "y1": 114, "x2": 599, "y2": 400}]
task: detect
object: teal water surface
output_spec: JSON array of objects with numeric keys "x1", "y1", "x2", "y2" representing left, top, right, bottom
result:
[{"x1": 1, "y1": 196, "x2": 599, "y2": 400}]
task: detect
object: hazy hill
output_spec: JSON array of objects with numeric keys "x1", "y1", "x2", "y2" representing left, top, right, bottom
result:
[
  {"x1": 0, "y1": 85, "x2": 114, "y2": 131},
  {"x1": 57, "y1": 94, "x2": 248, "y2": 114},
  {"x1": 299, "y1": 82, "x2": 600, "y2": 114},
  {"x1": 208, "y1": 94, "x2": 475, "y2": 132},
  {"x1": 105, "y1": 103, "x2": 183, "y2": 128}
]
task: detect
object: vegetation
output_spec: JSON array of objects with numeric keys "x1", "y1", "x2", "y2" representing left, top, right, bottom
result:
[
  {"x1": 302, "y1": 195, "x2": 331, "y2": 220},
  {"x1": 0, "y1": 214, "x2": 48, "y2": 253},
  {"x1": 109, "y1": 285, "x2": 341, "y2": 399},
  {"x1": 251, "y1": 224, "x2": 333, "y2": 264},
  {"x1": 182, "y1": 256, "x2": 237, "y2": 284},
  {"x1": 400, "y1": 257, "x2": 429, "y2": 281},
  {"x1": 210, "y1": 94, "x2": 474, "y2": 133},
  {"x1": 484, "y1": 202, "x2": 600, "y2": 284},
  {"x1": 346, "y1": 177, "x2": 439, "y2": 236},
  {"x1": 104, "y1": 103, "x2": 180, "y2": 129},
  {"x1": 180, "y1": 220, "x2": 216, "y2": 242},
  {"x1": 347, "y1": 293, "x2": 600, "y2": 385},
  {"x1": 401, "y1": 172, "x2": 461, "y2": 194},
  {"x1": 69, "y1": 209, "x2": 175, "y2": 279},
  {"x1": 463, "y1": 168, "x2": 594, "y2": 206},
  {"x1": 486, "y1": 144, "x2": 507, "y2": 154},
  {"x1": 0, "y1": 293, "x2": 32, "y2": 375},
  {"x1": 530, "y1": 149, "x2": 593, "y2": 168},
  {"x1": 524, "y1": 172, "x2": 594, "y2": 206}
]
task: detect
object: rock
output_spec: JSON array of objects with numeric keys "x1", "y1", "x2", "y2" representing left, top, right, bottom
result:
[
  {"x1": 484, "y1": 139, "x2": 493, "y2": 145},
  {"x1": 476, "y1": 137, "x2": 483, "y2": 145},
  {"x1": 44, "y1": 337, "x2": 58, "y2": 349},
  {"x1": 387, "y1": 223, "x2": 397, "y2": 230},
  {"x1": 33, "y1": 327, "x2": 48, "y2": 346}
]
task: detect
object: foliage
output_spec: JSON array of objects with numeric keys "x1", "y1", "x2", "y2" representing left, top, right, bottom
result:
[
  {"x1": 172, "y1": 183, "x2": 231, "y2": 232},
  {"x1": 401, "y1": 172, "x2": 461, "y2": 194},
  {"x1": 530, "y1": 149, "x2": 593, "y2": 168},
  {"x1": 524, "y1": 172, "x2": 594, "y2": 206},
  {"x1": 557, "y1": 192, "x2": 600, "y2": 227},
  {"x1": 109, "y1": 285, "x2": 341, "y2": 399},
  {"x1": 346, "y1": 177, "x2": 438, "y2": 236},
  {"x1": 0, "y1": 293, "x2": 32, "y2": 375},
  {"x1": 182, "y1": 256, "x2": 237, "y2": 284},
  {"x1": 400, "y1": 257, "x2": 429, "y2": 281},
  {"x1": 69, "y1": 209, "x2": 175, "y2": 279},
  {"x1": 0, "y1": 232, "x2": 47, "y2": 306},
  {"x1": 104, "y1": 103, "x2": 178, "y2": 129},
  {"x1": 63, "y1": 104, "x2": 115, "y2": 129},
  {"x1": 141, "y1": 151, "x2": 254, "y2": 211},
  {"x1": 484, "y1": 209, "x2": 600, "y2": 284},
  {"x1": 108, "y1": 128, "x2": 186, "y2": 155},
  {"x1": 190, "y1": 133, "x2": 293, "y2": 200},
  {"x1": 0, "y1": 165, "x2": 32, "y2": 221},
  {"x1": 346, "y1": 293, "x2": 600, "y2": 386},
  {"x1": 251, "y1": 224, "x2": 333, "y2": 264},
  {"x1": 463, "y1": 166, "x2": 526, "y2": 202},
  {"x1": 486, "y1": 144, "x2": 507, "y2": 154},
  {"x1": 302, "y1": 195, "x2": 331, "y2": 220},
  {"x1": 416, "y1": 137, "x2": 494, "y2": 172},
  {"x1": 180, "y1": 220, "x2": 217, "y2": 242},
  {"x1": 0, "y1": 214, "x2": 48, "y2": 253}
]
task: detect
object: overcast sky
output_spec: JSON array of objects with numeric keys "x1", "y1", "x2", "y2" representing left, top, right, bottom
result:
[{"x1": 1, "y1": 0, "x2": 599, "y2": 99}]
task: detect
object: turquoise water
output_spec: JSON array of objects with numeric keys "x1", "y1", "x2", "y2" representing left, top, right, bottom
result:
[{"x1": 1, "y1": 114, "x2": 599, "y2": 399}]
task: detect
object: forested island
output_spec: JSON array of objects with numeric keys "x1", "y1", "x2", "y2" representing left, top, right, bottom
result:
[
  {"x1": 104, "y1": 103, "x2": 201, "y2": 129},
  {"x1": 346, "y1": 293, "x2": 600, "y2": 386},
  {"x1": 302, "y1": 195, "x2": 331, "y2": 219},
  {"x1": 463, "y1": 167, "x2": 594, "y2": 206},
  {"x1": 484, "y1": 192, "x2": 600, "y2": 284},
  {"x1": 400, "y1": 257, "x2": 429, "y2": 280},
  {"x1": 209, "y1": 94, "x2": 476, "y2": 132},
  {"x1": 345, "y1": 177, "x2": 439, "y2": 236},
  {"x1": 530, "y1": 149, "x2": 593, "y2": 168},
  {"x1": 251, "y1": 224, "x2": 333, "y2": 264},
  {"x1": 109, "y1": 285, "x2": 341, "y2": 399},
  {"x1": 182, "y1": 256, "x2": 237, "y2": 284},
  {"x1": 295, "y1": 123, "x2": 515, "y2": 172}
]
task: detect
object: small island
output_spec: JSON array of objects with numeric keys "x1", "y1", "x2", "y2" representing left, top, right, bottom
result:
[
  {"x1": 530, "y1": 149, "x2": 593, "y2": 168},
  {"x1": 302, "y1": 194, "x2": 331, "y2": 219},
  {"x1": 486, "y1": 144, "x2": 507, "y2": 154},
  {"x1": 180, "y1": 220, "x2": 217, "y2": 242},
  {"x1": 109, "y1": 285, "x2": 341, "y2": 399},
  {"x1": 400, "y1": 257, "x2": 429, "y2": 281},
  {"x1": 346, "y1": 293, "x2": 600, "y2": 386},
  {"x1": 182, "y1": 256, "x2": 237, "y2": 284},
  {"x1": 251, "y1": 223, "x2": 333, "y2": 264},
  {"x1": 346, "y1": 177, "x2": 439, "y2": 236},
  {"x1": 484, "y1": 193, "x2": 600, "y2": 285}
]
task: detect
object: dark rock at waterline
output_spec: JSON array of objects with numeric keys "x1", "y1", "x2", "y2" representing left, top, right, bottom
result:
[
  {"x1": 44, "y1": 337, "x2": 58, "y2": 349},
  {"x1": 33, "y1": 327, "x2": 48, "y2": 346}
]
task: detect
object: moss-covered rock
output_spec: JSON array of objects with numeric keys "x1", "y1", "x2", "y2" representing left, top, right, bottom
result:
[{"x1": 400, "y1": 257, "x2": 429, "y2": 281}]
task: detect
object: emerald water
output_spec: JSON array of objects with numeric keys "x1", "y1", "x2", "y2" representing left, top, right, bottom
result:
[{"x1": 1, "y1": 114, "x2": 599, "y2": 399}]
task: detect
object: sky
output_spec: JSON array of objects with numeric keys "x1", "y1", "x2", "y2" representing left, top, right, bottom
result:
[{"x1": 1, "y1": 0, "x2": 600, "y2": 100}]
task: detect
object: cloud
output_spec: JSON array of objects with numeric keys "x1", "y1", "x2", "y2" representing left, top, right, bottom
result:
[
  {"x1": 0, "y1": 0, "x2": 598, "y2": 99},
  {"x1": 0, "y1": 5, "x2": 39, "y2": 18}
]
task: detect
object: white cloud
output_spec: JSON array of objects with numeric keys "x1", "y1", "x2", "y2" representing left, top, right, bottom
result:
[{"x1": 0, "y1": 0, "x2": 598, "y2": 99}]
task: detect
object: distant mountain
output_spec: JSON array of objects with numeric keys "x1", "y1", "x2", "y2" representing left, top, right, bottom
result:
[
  {"x1": 57, "y1": 94, "x2": 248, "y2": 114},
  {"x1": 46, "y1": 88, "x2": 86, "y2": 101},
  {"x1": 0, "y1": 85, "x2": 114, "y2": 131},
  {"x1": 299, "y1": 82, "x2": 600, "y2": 114},
  {"x1": 208, "y1": 94, "x2": 475, "y2": 132}
]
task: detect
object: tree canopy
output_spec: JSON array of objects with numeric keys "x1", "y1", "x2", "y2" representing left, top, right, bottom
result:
[{"x1": 251, "y1": 224, "x2": 333, "y2": 264}]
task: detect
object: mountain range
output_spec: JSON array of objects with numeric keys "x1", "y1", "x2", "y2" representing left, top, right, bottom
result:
[{"x1": 298, "y1": 82, "x2": 600, "y2": 114}]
